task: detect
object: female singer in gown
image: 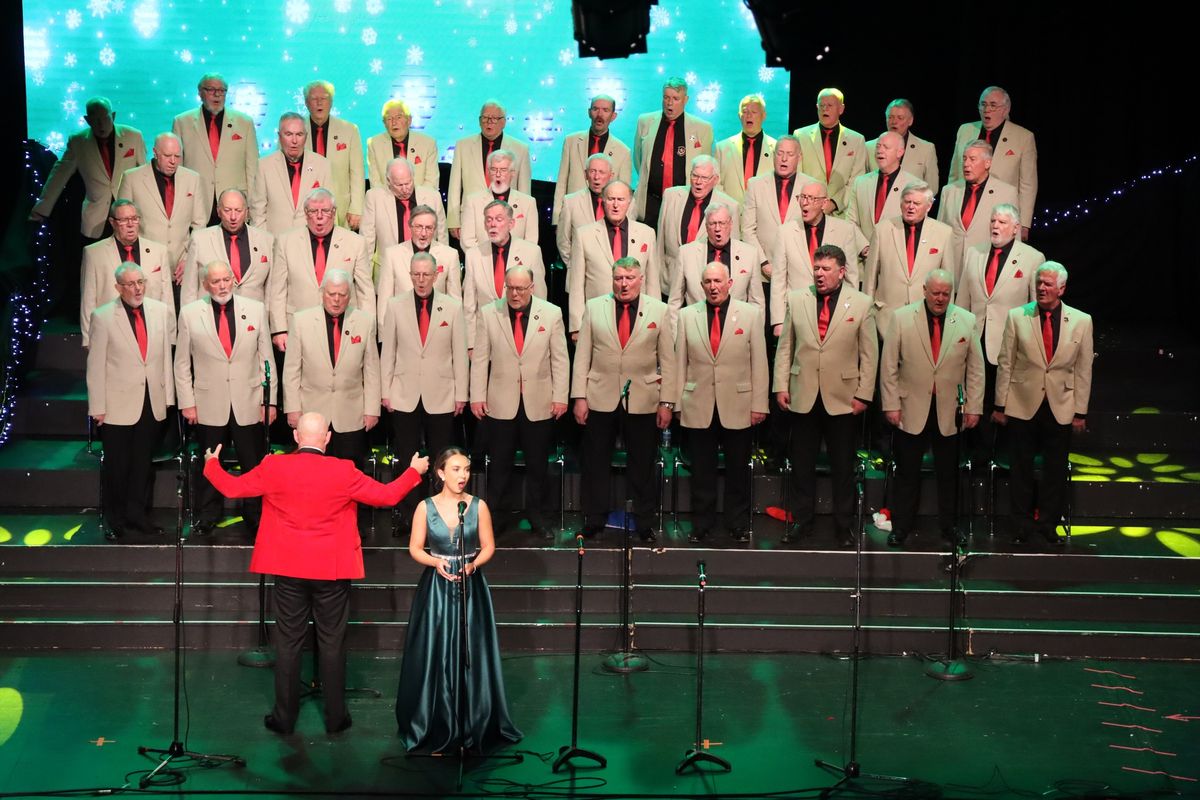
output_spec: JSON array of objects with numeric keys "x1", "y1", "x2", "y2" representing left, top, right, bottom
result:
[{"x1": 395, "y1": 447, "x2": 522, "y2": 753}]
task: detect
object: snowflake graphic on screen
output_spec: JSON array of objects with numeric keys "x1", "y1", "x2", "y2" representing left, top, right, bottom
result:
[
  {"x1": 369, "y1": 58, "x2": 383, "y2": 74},
  {"x1": 467, "y1": 37, "x2": 477, "y2": 48},
  {"x1": 504, "y1": 16, "x2": 518, "y2": 35},
  {"x1": 87, "y1": 0, "x2": 111, "y2": 18},
  {"x1": 112, "y1": 0, "x2": 125, "y2": 11},
  {"x1": 676, "y1": 31, "x2": 686, "y2": 44},
  {"x1": 65, "y1": 9, "x2": 83, "y2": 29},
  {"x1": 62, "y1": 99, "x2": 79, "y2": 119},
  {"x1": 361, "y1": 27, "x2": 377, "y2": 45},
  {"x1": 650, "y1": 6, "x2": 670, "y2": 28},
  {"x1": 333, "y1": 0, "x2": 350, "y2": 11},
  {"x1": 684, "y1": 71, "x2": 697, "y2": 86},
  {"x1": 64, "y1": 53, "x2": 78, "y2": 67},
  {"x1": 365, "y1": 0, "x2": 383, "y2": 13},
  {"x1": 45, "y1": 131, "x2": 66, "y2": 155},
  {"x1": 354, "y1": 79, "x2": 368, "y2": 95},
  {"x1": 99, "y1": 45, "x2": 116, "y2": 66},
  {"x1": 758, "y1": 66, "x2": 776, "y2": 84},
  {"x1": 558, "y1": 49, "x2": 573, "y2": 66},
  {"x1": 179, "y1": 49, "x2": 193, "y2": 63},
  {"x1": 694, "y1": 82, "x2": 720, "y2": 114},
  {"x1": 406, "y1": 45, "x2": 423, "y2": 65},
  {"x1": 285, "y1": 0, "x2": 310, "y2": 25},
  {"x1": 133, "y1": 0, "x2": 160, "y2": 37}
]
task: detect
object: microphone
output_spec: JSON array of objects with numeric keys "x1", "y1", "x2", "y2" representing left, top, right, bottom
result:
[
  {"x1": 697, "y1": 560, "x2": 707, "y2": 588},
  {"x1": 576, "y1": 531, "x2": 585, "y2": 556},
  {"x1": 956, "y1": 383, "x2": 965, "y2": 406},
  {"x1": 457, "y1": 500, "x2": 467, "y2": 519},
  {"x1": 621, "y1": 379, "x2": 632, "y2": 399}
]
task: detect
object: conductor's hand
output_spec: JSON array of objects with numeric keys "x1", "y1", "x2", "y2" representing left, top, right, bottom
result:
[
  {"x1": 204, "y1": 443, "x2": 223, "y2": 462},
  {"x1": 435, "y1": 559, "x2": 460, "y2": 582},
  {"x1": 409, "y1": 452, "x2": 430, "y2": 475}
]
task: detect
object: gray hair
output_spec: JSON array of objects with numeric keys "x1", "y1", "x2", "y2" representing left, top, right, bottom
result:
[
  {"x1": 200, "y1": 260, "x2": 233, "y2": 283},
  {"x1": 585, "y1": 153, "x2": 614, "y2": 171},
  {"x1": 486, "y1": 148, "x2": 515, "y2": 169},
  {"x1": 197, "y1": 72, "x2": 227, "y2": 91},
  {"x1": 924, "y1": 268, "x2": 954, "y2": 289},
  {"x1": 901, "y1": 181, "x2": 934, "y2": 205},
  {"x1": 885, "y1": 98, "x2": 914, "y2": 115},
  {"x1": 613, "y1": 256, "x2": 642, "y2": 274},
  {"x1": 964, "y1": 139, "x2": 994, "y2": 160},
  {"x1": 410, "y1": 251, "x2": 437, "y2": 271},
  {"x1": 991, "y1": 203, "x2": 1021, "y2": 226},
  {"x1": 278, "y1": 111, "x2": 305, "y2": 129},
  {"x1": 321, "y1": 269, "x2": 351, "y2": 289},
  {"x1": 114, "y1": 262, "x2": 144, "y2": 282},
  {"x1": 1036, "y1": 261, "x2": 1068, "y2": 288},
  {"x1": 690, "y1": 155, "x2": 718, "y2": 175},
  {"x1": 303, "y1": 80, "x2": 334, "y2": 100},
  {"x1": 303, "y1": 187, "x2": 337, "y2": 210},
  {"x1": 663, "y1": 77, "x2": 688, "y2": 94},
  {"x1": 979, "y1": 86, "x2": 1012, "y2": 109},
  {"x1": 85, "y1": 96, "x2": 113, "y2": 116},
  {"x1": 703, "y1": 203, "x2": 732, "y2": 221},
  {"x1": 218, "y1": 187, "x2": 248, "y2": 206},
  {"x1": 483, "y1": 199, "x2": 513, "y2": 219}
]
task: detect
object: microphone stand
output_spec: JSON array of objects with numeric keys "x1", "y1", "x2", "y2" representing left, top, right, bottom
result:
[
  {"x1": 239, "y1": 359, "x2": 274, "y2": 669},
  {"x1": 603, "y1": 381, "x2": 647, "y2": 673},
  {"x1": 926, "y1": 384, "x2": 973, "y2": 681},
  {"x1": 553, "y1": 532, "x2": 607, "y2": 772},
  {"x1": 408, "y1": 500, "x2": 521, "y2": 789},
  {"x1": 138, "y1": 426, "x2": 245, "y2": 785},
  {"x1": 815, "y1": 457, "x2": 910, "y2": 790},
  {"x1": 676, "y1": 561, "x2": 730, "y2": 774}
]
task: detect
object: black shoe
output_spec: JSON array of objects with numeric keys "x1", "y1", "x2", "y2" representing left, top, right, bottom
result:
[
  {"x1": 887, "y1": 531, "x2": 906, "y2": 548},
  {"x1": 637, "y1": 527, "x2": 657, "y2": 544},
  {"x1": 103, "y1": 526, "x2": 122, "y2": 542},
  {"x1": 687, "y1": 527, "x2": 710, "y2": 544},
  {"x1": 326, "y1": 714, "x2": 353, "y2": 734},
  {"x1": 780, "y1": 524, "x2": 806, "y2": 544},
  {"x1": 264, "y1": 714, "x2": 294, "y2": 735},
  {"x1": 191, "y1": 520, "x2": 216, "y2": 537},
  {"x1": 731, "y1": 527, "x2": 751, "y2": 543}
]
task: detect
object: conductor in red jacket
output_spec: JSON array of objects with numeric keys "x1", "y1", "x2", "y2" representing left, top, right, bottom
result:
[{"x1": 203, "y1": 411, "x2": 429, "y2": 735}]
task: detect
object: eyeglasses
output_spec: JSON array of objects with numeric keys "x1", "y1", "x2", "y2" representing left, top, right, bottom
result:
[
  {"x1": 304, "y1": 208, "x2": 335, "y2": 217},
  {"x1": 385, "y1": 115, "x2": 410, "y2": 123},
  {"x1": 409, "y1": 272, "x2": 435, "y2": 279},
  {"x1": 505, "y1": 284, "x2": 533, "y2": 293},
  {"x1": 979, "y1": 101, "x2": 1006, "y2": 110},
  {"x1": 118, "y1": 279, "x2": 147, "y2": 288},
  {"x1": 200, "y1": 86, "x2": 227, "y2": 95},
  {"x1": 113, "y1": 215, "x2": 141, "y2": 223},
  {"x1": 798, "y1": 195, "x2": 826, "y2": 204},
  {"x1": 480, "y1": 115, "x2": 505, "y2": 123}
]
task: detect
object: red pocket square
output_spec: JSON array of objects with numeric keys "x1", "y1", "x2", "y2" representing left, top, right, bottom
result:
[
  {"x1": 516, "y1": 214, "x2": 524, "y2": 220},
  {"x1": 436, "y1": 264, "x2": 444, "y2": 273},
  {"x1": 958, "y1": 337, "x2": 966, "y2": 343},
  {"x1": 647, "y1": 321, "x2": 657, "y2": 329},
  {"x1": 537, "y1": 325, "x2": 546, "y2": 333},
  {"x1": 929, "y1": 248, "x2": 939, "y2": 254},
  {"x1": 846, "y1": 316, "x2": 855, "y2": 322},
  {"x1": 1005, "y1": 149, "x2": 1015, "y2": 156},
  {"x1": 734, "y1": 328, "x2": 745, "y2": 335},
  {"x1": 313, "y1": 180, "x2": 321, "y2": 188},
  {"x1": 336, "y1": 142, "x2": 347, "y2": 151},
  {"x1": 186, "y1": 192, "x2": 193, "y2": 197},
  {"x1": 439, "y1": 320, "x2": 449, "y2": 327},
  {"x1": 640, "y1": 243, "x2": 648, "y2": 253},
  {"x1": 247, "y1": 325, "x2": 256, "y2": 332},
  {"x1": 260, "y1": 255, "x2": 268, "y2": 263},
  {"x1": 413, "y1": 155, "x2": 422, "y2": 164},
  {"x1": 739, "y1": 268, "x2": 748, "y2": 274},
  {"x1": 846, "y1": 150, "x2": 855, "y2": 157},
  {"x1": 231, "y1": 133, "x2": 243, "y2": 141},
  {"x1": 351, "y1": 335, "x2": 362, "y2": 344},
  {"x1": 123, "y1": 148, "x2": 134, "y2": 158},
  {"x1": 152, "y1": 266, "x2": 162, "y2": 273},
  {"x1": 693, "y1": 140, "x2": 701, "y2": 149},
  {"x1": 1013, "y1": 269, "x2": 1023, "y2": 278},
  {"x1": 342, "y1": 257, "x2": 351, "y2": 262}
]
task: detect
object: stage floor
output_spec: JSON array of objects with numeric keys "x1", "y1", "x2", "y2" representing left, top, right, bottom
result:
[{"x1": 0, "y1": 651, "x2": 1197, "y2": 797}]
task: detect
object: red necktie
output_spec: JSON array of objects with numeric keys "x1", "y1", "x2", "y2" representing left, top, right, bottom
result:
[
  {"x1": 905, "y1": 224, "x2": 917, "y2": 276},
  {"x1": 709, "y1": 305, "x2": 721, "y2": 355},
  {"x1": 208, "y1": 117, "x2": 220, "y2": 160},
  {"x1": 399, "y1": 202, "x2": 411, "y2": 242},
  {"x1": 99, "y1": 140, "x2": 113, "y2": 179},
  {"x1": 821, "y1": 128, "x2": 835, "y2": 182},
  {"x1": 931, "y1": 315, "x2": 942, "y2": 363},
  {"x1": 513, "y1": 310, "x2": 525, "y2": 355},
  {"x1": 779, "y1": 177, "x2": 791, "y2": 223},
  {"x1": 314, "y1": 236, "x2": 327, "y2": 284},
  {"x1": 123, "y1": 244, "x2": 135, "y2": 263},
  {"x1": 418, "y1": 296, "x2": 430, "y2": 345},
  {"x1": 289, "y1": 161, "x2": 302, "y2": 207},
  {"x1": 395, "y1": 139, "x2": 407, "y2": 158},
  {"x1": 983, "y1": 126, "x2": 995, "y2": 146},
  {"x1": 984, "y1": 247, "x2": 1002, "y2": 295},
  {"x1": 1042, "y1": 310, "x2": 1054, "y2": 363},
  {"x1": 485, "y1": 137, "x2": 495, "y2": 160},
  {"x1": 229, "y1": 232, "x2": 242, "y2": 282},
  {"x1": 594, "y1": 194, "x2": 603, "y2": 221},
  {"x1": 661, "y1": 119, "x2": 676, "y2": 193},
  {"x1": 961, "y1": 183, "x2": 981, "y2": 229},
  {"x1": 589, "y1": 135, "x2": 601, "y2": 155},
  {"x1": 163, "y1": 177, "x2": 174, "y2": 219},
  {"x1": 332, "y1": 315, "x2": 341, "y2": 364},
  {"x1": 711, "y1": 247, "x2": 726, "y2": 264},
  {"x1": 217, "y1": 303, "x2": 233, "y2": 357},
  {"x1": 873, "y1": 174, "x2": 889, "y2": 223},
  {"x1": 743, "y1": 138, "x2": 755, "y2": 189},
  {"x1": 610, "y1": 227, "x2": 623, "y2": 260},
  {"x1": 493, "y1": 244, "x2": 506, "y2": 296},
  {"x1": 817, "y1": 295, "x2": 831, "y2": 341},
  {"x1": 685, "y1": 197, "x2": 703, "y2": 243},
  {"x1": 807, "y1": 225, "x2": 819, "y2": 261},
  {"x1": 315, "y1": 126, "x2": 326, "y2": 156},
  {"x1": 132, "y1": 306, "x2": 148, "y2": 360},
  {"x1": 617, "y1": 302, "x2": 631, "y2": 348}
]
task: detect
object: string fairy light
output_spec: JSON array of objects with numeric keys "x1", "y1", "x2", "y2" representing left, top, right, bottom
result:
[{"x1": 1036, "y1": 154, "x2": 1198, "y2": 228}]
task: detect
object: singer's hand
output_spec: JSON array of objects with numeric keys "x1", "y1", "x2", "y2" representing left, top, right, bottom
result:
[
  {"x1": 884, "y1": 410, "x2": 901, "y2": 427},
  {"x1": 851, "y1": 399, "x2": 868, "y2": 415},
  {"x1": 287, "y1": 411, "x2": 300, "y2": 428},
  {"x1": 272, "y1": 333, "x2": 288, "y2": 351},
  {"x1": 963, "y1": 413, "x2": 981, "y2": 430},
  {"x1": 435, "y1": 560, "x2": 459, "y2": 582},
  {"x1": 655, "y1": 406, "x2": 673, "y2": 430},
  {"x1": 991, "y1": 411, "x2": 1008, "y2": 426},
  {"x1": 750, "y1": 411, "x2": 767, "y2": 425},
  {"x1": 775, "y1": 391, "x2": 790, "y2": 411},
  {"x1": 573, "y1": 398, "x2": 589, "y2": 425},
  {"x1": 204, "y1": 443, "x2": 223, "y2": 462},
  {"x1": 181, "y1": 406, "x2": 198, "y2": 424},
  {"x1": 363, "y1": 414, "x2": 379, "y2": 432},
  {"x1": 551, "y1": 402, "x2": 568, "y2": 419},
  {"x1": 381, "y1": 398, "x2": 392, "y2": 411},
  {"x1": 454, "y1": 401, "x2": 466, "y2": 416},
  {"x1": 470, "y1": 401, "x2": 488, "y2": 420},
  {"x1": 410, "y1": 452, "x2": 430, "y2": 475},
  {"x1": 1072, "y1": 417, "x2": 1086, "y2": 433}
]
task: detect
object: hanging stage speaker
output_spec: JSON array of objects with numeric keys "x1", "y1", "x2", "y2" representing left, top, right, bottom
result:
[{"x1": 573, "y1": 0, "x2": 653, "y2": 60}]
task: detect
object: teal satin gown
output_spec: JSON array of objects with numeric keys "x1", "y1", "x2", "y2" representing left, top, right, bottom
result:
[{"x1": 395, "y1": 496, "x2": 522, "y2": 753}]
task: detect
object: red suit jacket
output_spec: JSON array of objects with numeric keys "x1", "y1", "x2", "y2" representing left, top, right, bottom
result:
[{"x1": 203, "y1": 449, "x2": 421, "y2": 580}]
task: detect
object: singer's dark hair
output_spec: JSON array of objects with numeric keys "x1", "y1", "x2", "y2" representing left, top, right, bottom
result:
[{"x1": 432, "y1": 446, "x2": 471, "y2": 491}]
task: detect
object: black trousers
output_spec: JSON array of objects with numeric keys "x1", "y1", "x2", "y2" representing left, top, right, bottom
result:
[
  {"x1": 391, "y1": 401, "x2": 456, "y2": 517},
  {"x1": 788, "y1": 396, "x2": 860, "y2": 535},
  {"x1": 328, "y1": 428, "x2": 368, "y2": 470},
  {"x1": 271, "y1": 575, "x2": 351, "y2": 731},
  {"x1": 891, "y1": 404, "x2": 960, "y2": 535},
  {"x1": 1008, "y1": 399, "x2": 1072, "y2": 538},
  {"x1": 687, "y1": 410, "x2": 752, "y2": 532},
  {"x1": 195, "y1": 417, "x2": 267, "y2": 526},
  {"x1": 100, "y1": 390, "x2": 164, "y2": 534},
  {"x1": 641, "y1": 191, "x2": 664, "y2": 230},
  {"x1": 483, "y1": 401, "x2": 554, "y2": 525},
  {"x1": 579, "y1": 407, "x2": 658, "y2": 529}
]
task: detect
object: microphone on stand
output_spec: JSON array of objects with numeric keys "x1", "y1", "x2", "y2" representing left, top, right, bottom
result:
[
  {"x1": 697, "y1": 560, "x2": 707, "y2": 588},
  {"x1": 576, "y1": 531, "x2": 585, "y2": 556},
  {"x1": 458, "y1": 500, "x2": 467, "y2": 520},
  {"x1": 621, "y1": 379, "x2": 632, "y2": 398}
]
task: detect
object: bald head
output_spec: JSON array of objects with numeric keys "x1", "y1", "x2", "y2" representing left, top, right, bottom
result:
[
  {"x1": 875, "y1": 131, "x2": 904, "y2": 174},
  {"x1": 295, "y1": 412, "x2": 332, "y2": 451}
]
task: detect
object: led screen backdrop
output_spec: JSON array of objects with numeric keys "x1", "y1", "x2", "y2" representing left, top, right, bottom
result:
[{"x1": 23, "y1": 0, "x2": 789, "y2": 180}]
